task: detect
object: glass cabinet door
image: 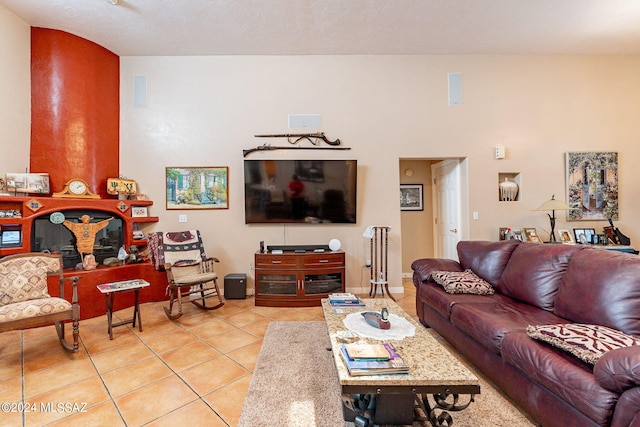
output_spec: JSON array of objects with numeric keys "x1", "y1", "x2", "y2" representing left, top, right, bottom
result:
[
  {"x1": 303, "y1": 272, "x2": 343, "y2": 295},
  {"x1": 257, "y1": 273, "x2": 297, "y2": 295}
]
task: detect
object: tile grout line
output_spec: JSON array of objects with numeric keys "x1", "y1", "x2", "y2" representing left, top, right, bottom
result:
[
  {"x1": 20, "y1": 330, "x2": 25, "y2": 427},
  {"x1": 125, "y1": 307, "x2": 242, "y2": 426}
]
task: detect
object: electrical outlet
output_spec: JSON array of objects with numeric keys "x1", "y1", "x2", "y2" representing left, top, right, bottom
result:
[{"x1": 178, "y1": 214, "x2": 187, "y2": 223}]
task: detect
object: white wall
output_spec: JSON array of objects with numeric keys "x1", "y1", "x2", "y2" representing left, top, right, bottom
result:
[
  {"x1": 119, "y1": 55, "x2": 640, "y2": 293},
  {"x1": 0, "y1": 6, "x2": 30, "y2": 176}
]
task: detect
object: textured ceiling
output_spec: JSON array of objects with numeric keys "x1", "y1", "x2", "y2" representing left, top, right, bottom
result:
[{"x1": 2, "y1": 0, "x2": 640, "y2": 56}]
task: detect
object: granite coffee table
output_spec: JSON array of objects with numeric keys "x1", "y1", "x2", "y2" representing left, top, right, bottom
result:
[{"x1": 322, "y1": 298, "x2": 480, "y2": 427}]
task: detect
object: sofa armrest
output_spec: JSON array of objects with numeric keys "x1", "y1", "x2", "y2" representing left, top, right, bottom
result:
[
  {"x1": 410, "y1": 258, "x2": 462, "y2": 285},
  {"x1": 593, "y1": 346, "x2": 640, "y2": 393}
]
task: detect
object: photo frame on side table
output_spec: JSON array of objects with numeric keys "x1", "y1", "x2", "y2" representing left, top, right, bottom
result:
[
  {"x1": 573, "y1": 228, "x2": 596, "y2": 244},
  {"x1": 510, "y1": 228, "x2": 525, "y2": 241},
  {"x1": 166, "y1": 167, "x2": 229, "y2": 210},
  {"x1": 523, "y1": 228, "x2": 542, "y2": 243},
  {"x1": 499, "y1": 227, "x2": 511, "y2": 241},
  {"x1": 557, "y1": 229, "x2": 574, "y2": 243},
  {"x1": 131, "y1": 207, "x2": 148, "y2": 218},
  {"x1": 5, "y1": 173, "x2": 50, "y2": 194},
  {"x1": 400, "y1": 184, "x2": 423, "y2": 211}
]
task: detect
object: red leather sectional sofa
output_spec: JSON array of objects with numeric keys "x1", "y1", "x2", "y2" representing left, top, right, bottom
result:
[{"x1": 412, "y1": 240, "x2": 640, "y2": 427}]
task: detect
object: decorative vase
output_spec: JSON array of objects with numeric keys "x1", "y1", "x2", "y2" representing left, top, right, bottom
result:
[{"x1": 499, "y1": 178, "x2": 519, "y2": 201}]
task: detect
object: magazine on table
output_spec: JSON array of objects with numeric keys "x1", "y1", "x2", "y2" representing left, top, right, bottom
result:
[
  {"x1": 340, "y1": 343, "x2": 409, "y2": 376},
  {"x1": 97, "y1": 279, "x2": 150, "y2": 293},
  {"x1": 328, "y1": 292, "x2": 365, "y2": 308}
]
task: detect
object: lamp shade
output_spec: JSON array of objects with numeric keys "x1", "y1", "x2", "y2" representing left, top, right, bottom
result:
[
  {"x1": 535, "y1": 196, "x2": 571, "y2": 211},
  {"x1": 534, "y1": 195, "x2": 571, "y2": 243}
]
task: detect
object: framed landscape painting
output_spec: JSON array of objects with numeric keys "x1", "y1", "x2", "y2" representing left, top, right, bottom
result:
[{"x1": 166, "y1": 167, "x2": 228, "y2": 210}]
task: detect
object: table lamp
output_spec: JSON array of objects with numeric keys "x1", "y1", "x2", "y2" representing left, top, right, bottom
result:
[{"x1": 534, "y1": 195, "x2": 571, "y2": 242}]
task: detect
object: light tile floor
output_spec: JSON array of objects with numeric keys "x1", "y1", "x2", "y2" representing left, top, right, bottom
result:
[{"x1": 0, "y1": 280, "x2": 418, "y2": 426}]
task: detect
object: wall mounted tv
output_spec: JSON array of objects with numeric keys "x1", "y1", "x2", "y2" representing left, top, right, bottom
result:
[{"x1": 244, "y1": 159, "x2": 357, "y2": 224}]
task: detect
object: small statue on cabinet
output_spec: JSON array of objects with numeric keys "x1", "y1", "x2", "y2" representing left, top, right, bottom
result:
[{"x1": 127, "y1": 245, "x2": 143, "y2": 263}]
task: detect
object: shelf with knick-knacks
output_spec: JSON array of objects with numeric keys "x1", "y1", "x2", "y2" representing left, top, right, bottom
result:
[{"x1": 498, "y1": 173, "x2": 520, "y2": 202}]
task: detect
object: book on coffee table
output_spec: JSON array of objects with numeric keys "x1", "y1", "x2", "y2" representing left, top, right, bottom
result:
[
  {"x1": 329, "y1": 292, "x2": 359, "y2": 302},
  {"x1": 340, "y1": 344, "x2": 409, "y2": 376},
  {"x1": 328, "y1": 293, "x2": 365, "y2": 309},
  {"x1": 344, "y1": 343, "x2": 390, "y2": 360}
]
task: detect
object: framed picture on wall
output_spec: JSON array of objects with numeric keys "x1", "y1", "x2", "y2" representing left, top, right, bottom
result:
[
  {"x1": 166, "y1": 167, "x2": 229, "y2": 210},
  {"x1": 400, "y1": 184, "x2": 423, "y2": 211},
  {"x1": 566, "y1": 152, "x2": 618, "y2": 221}
]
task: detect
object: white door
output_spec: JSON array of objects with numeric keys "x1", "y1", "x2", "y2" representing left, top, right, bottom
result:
[{"x1": 432, "y1": 159, "x2": 462, "y2": 260}]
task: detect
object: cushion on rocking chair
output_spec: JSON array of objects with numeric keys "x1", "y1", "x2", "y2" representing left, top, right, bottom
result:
[
  {"x1": 173, "y1": 272, "x2": 218, "y2": 286},
  {"x1": 0, "y1": 297, "x2": 72, "y2": 322}
]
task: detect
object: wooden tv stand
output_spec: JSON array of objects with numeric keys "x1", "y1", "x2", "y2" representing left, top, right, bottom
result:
[{"x1": 254, "y1": 250, "x2": 345, "y2": 307}]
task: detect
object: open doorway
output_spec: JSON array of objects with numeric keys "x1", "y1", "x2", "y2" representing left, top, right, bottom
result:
[{"x1": 399, "y1": 158, "x2": 468, "y2": 275}]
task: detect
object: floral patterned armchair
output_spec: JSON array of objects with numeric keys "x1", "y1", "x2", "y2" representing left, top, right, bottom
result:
[{"x1": 0, "y1": 253, "x2": 80, "y2": 352}]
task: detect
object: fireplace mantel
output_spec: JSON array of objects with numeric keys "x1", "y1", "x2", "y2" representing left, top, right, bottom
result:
[
  {"x1": 0, "y1": 195, "x2": 158, "y2": 257},
  {"x1": 0, "y1": 195, "x2": 168, "y2": 319}
]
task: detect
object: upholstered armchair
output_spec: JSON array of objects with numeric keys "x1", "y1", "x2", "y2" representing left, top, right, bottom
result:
[{"x1": 0, "y1": 253, "x2": 81, "y2": 352}]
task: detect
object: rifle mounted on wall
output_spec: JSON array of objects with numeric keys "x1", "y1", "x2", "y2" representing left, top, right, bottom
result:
[
  {"x1": 243, "y1": 132, "x2": 348, "y2": 157},
  {"x1": 255, "y1": 132, "x2": 341, "y2": 146}
]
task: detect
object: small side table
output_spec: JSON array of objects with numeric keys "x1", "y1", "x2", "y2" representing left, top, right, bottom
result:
[{"x1": 97, "y1": 279, "x2": 150, "y2": 340}]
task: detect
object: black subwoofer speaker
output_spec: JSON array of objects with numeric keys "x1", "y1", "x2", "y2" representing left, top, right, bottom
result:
[{"x1": 224, "y1": 274, "x2": 247, "y2": 299}]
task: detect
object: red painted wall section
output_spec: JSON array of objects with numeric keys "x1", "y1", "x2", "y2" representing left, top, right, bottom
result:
[{"x1": 30, "y1": 27, "x2": 119, "y2": 198}]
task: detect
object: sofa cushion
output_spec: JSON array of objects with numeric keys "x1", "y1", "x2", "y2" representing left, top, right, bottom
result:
[
  {"x1": 457, "y1": 240, "x2": 520, "y2": 289},
  {"x1": 0, "y1": 297, "x2": 71, "y2": 322},
  {"x1": 594, "y1": 346, "x2": 640, "y2": 393},
  {"x1": 431, "y1": 269, "x2": 494, "y2": 295},
  {"x1": 411, "y1": 258, "x2": 463, "y2": 283},
  {"x1": 449, "y1": 300, "x2": 567, "y2": 354},
  {"x1": 555, "y1": 248, "x2": 640, "y2": 336},
  {"x1": 527, "y1": 323, "x2": 640, "y2": 364},
  {"x1": 418, "y1": 282, "x2": 510, "y2": 319},
  {"x1": 498, "y1": 243, "x2": 582, "y2": 311},
  {"x1": 501, "y1": 331, "x2": 618, "y2": 426},
  {"x1": 0, "y1": 266, "x2": 50, "y2": 306}
]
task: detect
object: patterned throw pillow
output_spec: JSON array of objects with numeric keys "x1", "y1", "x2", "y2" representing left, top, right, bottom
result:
[
  {"x1": 0, "y1": 266, "x2": 50, "y2": 306},
  {"x1": 431, "y1": 269, "x2": 495, "y2": 295},
  {"x1": 526, "y1": 323, "x2": 640, "y2": 364}
]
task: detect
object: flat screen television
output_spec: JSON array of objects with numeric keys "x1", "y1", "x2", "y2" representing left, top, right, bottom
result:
[{"x1": 244, "y1": 159, "x2": 357, "y2": 224}]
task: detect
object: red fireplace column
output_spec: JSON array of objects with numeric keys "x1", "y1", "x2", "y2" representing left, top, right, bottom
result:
[{"x1": 30, "y1": 28, "x2": 120, "y2": 198}]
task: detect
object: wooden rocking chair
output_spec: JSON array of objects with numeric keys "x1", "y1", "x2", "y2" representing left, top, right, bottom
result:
[
  {"x1": 163, "y1": 257, "x2": 224, "y2": 320},
  {"x1": 0, "y1": 253, "x2": 81, "y2": 352}
]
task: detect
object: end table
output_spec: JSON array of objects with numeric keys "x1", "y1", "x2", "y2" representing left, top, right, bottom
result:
[{"x1": 97, "y1": 279, "x2": 150, "y2": 339}]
